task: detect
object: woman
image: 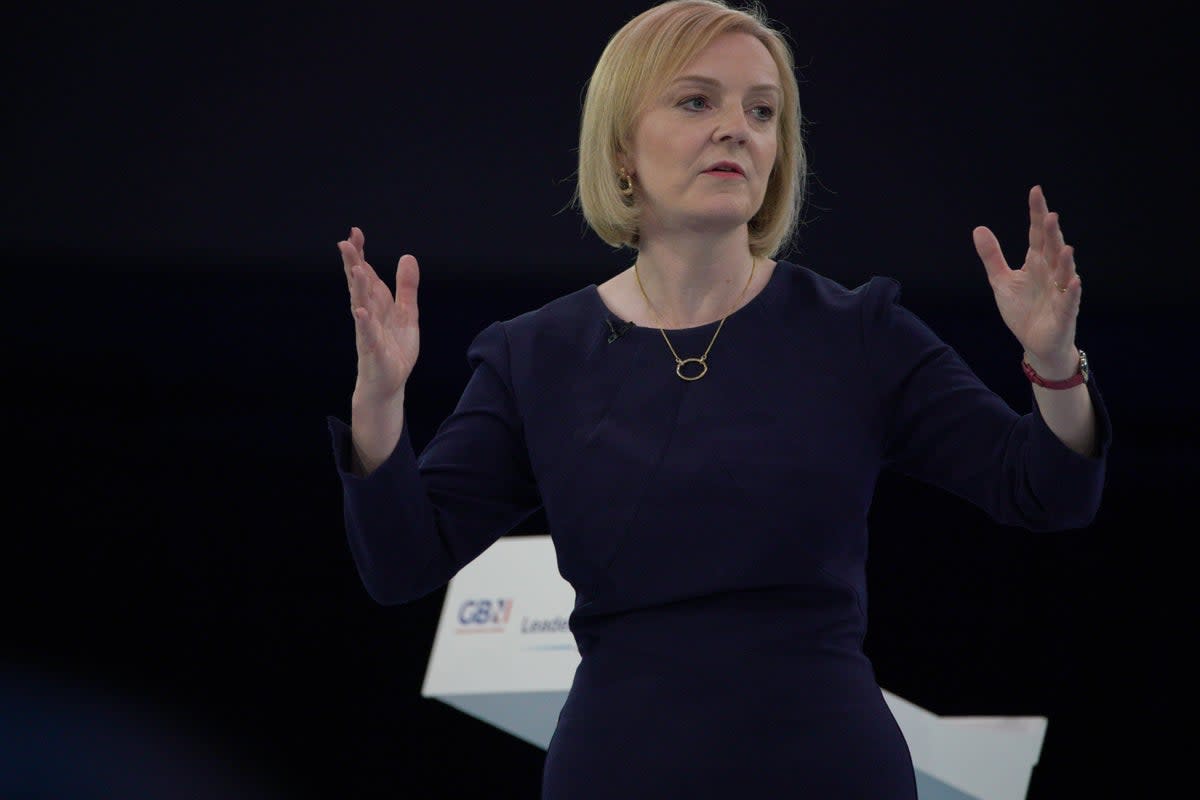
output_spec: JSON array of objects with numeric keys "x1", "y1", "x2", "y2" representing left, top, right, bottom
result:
[{"x1": 329, "y1": 1, "x2": 1110, "y2": 796}]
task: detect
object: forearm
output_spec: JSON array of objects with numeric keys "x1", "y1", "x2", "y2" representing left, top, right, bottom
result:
[
  {"x1": 351, "y1": 390, "x2": 407, "y2": 476},
  {"x1": 1025, "y1": 349, "x2": 1097, "y2": 458}
]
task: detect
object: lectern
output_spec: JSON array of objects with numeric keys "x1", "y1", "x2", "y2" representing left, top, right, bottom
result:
[{"x1": 421, "y1": 535, "x2": 1046, "y2": 800}]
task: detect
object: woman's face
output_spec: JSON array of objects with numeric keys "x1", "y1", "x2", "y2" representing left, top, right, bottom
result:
[{"x1": 623, "y1": 32, "x2": 781, "y2": 240}]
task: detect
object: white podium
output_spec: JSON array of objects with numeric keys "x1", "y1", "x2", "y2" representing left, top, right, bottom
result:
[{"x1": 421, "y1": 535, "x2": 1047, "y2": 800}]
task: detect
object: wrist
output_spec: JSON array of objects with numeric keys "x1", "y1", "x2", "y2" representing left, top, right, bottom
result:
[
  {"x1": 350, "y1": 391, "x2": 407, "y2": 475},
  {"x1": 1022, "y1": 348, "x2": 1089, "y2": 389},
  {"x1": 1023, "y1": 347, "x2": 1080, "y2": 381}
]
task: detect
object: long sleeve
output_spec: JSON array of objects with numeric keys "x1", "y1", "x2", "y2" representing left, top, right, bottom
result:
[
  {"x1": 327, "y1": 320, "x2": 543, "y2": 605},
  {"x1": 863, "y1": 277, "x2": 1111, "y2": 530}
]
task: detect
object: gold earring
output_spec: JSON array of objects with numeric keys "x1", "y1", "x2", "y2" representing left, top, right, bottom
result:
[{"x1": 618, "y1": 167, "x2": 634, "y2": 197}]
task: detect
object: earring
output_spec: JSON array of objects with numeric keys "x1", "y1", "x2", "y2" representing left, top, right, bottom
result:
[{"x1": 618, "y1": 167, "x2": 634, "y2": 197}]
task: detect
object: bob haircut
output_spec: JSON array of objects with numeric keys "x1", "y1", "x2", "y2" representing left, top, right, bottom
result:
[{"x1": 574, "y1": 0, "x2": 805, "y2": 258}]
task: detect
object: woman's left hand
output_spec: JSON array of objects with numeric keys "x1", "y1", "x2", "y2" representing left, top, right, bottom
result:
[{"x1": 972, "y1": 185, "x2": 1082, "y2": 371}]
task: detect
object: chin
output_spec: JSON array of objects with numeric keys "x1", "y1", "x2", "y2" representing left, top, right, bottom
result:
[{"x1": 687, "y1": 205, "x2": 757, "y2": 230}]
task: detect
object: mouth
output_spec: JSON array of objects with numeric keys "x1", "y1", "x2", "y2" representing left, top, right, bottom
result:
[
  {"x1": 702, "y1": 162, "x2": 745, "y2": 177},
  {"x1": 700, "y1": 161, "x2": 744, "y2": 177}
]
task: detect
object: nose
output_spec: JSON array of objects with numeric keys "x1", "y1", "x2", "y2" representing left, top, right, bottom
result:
[{"x1": 712, "y1": 104, "x2": 750, "y2": 145}]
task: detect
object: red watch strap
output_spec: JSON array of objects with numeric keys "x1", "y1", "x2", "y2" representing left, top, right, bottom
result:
[{"x1": 1022, "y1": 356, "x2": 1086, "y2": 389}]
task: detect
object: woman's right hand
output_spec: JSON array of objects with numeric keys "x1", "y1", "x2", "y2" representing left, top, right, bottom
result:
[{"x1": 338, "y1": 227, "x2": 421, "y2": 474}]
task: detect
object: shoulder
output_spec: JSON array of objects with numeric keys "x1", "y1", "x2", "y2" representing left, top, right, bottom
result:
[
  {"x1": 509, "y1": 284, "x2": 597, "y2": 331},
  {"x1": 467, "y1": 283, "x2": 601, "y2": 369},
  {"x1": 772, "y1": 259, "x2": 903, "y2": 317},
  {"x1": 774, "y1": 262, "x2": 948, "y2": 361}
]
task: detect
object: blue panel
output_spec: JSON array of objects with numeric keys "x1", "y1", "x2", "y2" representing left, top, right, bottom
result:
[
  {"x1": 915, "y1": 769, "x2": 977, "y2": 800},
  {"x1": 438, "y1": 691, "x2": 568, "y2": 750}
]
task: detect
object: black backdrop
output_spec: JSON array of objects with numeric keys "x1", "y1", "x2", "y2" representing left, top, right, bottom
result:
[{"x1": 3, "y1": 1, "x2": 1193, "y2": 798}]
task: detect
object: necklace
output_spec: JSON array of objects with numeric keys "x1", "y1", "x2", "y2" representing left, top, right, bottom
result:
[{"x1": 634, "y1": 256, "x2": 757, "y2": 381}]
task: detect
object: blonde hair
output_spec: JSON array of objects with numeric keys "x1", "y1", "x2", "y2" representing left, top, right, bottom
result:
[{"x1": 573, "y1": 0, "x2": 806, "y2": 258}]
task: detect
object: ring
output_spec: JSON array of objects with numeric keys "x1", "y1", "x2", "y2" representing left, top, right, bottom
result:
[{"x1": 1053, "y1": 280, "x2": 1067, "y2": 293}]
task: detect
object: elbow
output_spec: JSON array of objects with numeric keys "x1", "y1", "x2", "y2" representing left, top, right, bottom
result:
[
  {"x1": 354, "y1": 551, "x2": 446, "y2": 607},
  {"x1": 360, "y1": 573, "x2": 413, "y2": 606},
  {"x1": 1015, "y1": 496, "x2": 1104, "y2": 532},
  {"x1": 1044, "y1": 482, "x2": 1107, "y2": 531},
  {"x1": 356, "y1": 564, "x2": 430, "y2": 607},
  {"x1": 1003, "y1": 463, "x2": 1106, "y2": 531},
  {"x1": 1054, "y1": 504, "x2": 1102, "y2": 531}
]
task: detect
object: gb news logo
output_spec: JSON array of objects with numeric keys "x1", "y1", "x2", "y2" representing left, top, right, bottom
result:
[
  {"x1": 455, "y1": 597, "x2": 514, "y2": 634},
  {"x1": 454, "y1": 598, "x2": 570, "y2": 637}
]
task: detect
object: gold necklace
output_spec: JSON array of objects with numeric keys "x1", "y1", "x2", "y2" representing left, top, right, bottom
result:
[{"x1": 634, "y1": 256, "x2": 756, "y2": 381}]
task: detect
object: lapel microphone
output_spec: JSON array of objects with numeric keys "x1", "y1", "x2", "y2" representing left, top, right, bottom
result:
[{"x1": 606, "y1": 317, "x2": 635, "y2": 343}]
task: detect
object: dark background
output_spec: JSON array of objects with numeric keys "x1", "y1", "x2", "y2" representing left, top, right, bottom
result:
[{"x1": 3, "y1": 1, "x2": 1192, "y2": 797}]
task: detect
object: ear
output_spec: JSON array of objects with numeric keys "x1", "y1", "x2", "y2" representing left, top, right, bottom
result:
[{"x1": 615, "y1": 149, "x2": 634, "y2": 176}]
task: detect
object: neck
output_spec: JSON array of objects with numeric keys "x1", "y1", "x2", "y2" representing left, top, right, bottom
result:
[{"x1": 634, "y1": 233, "x2": 758, "y2": 328}]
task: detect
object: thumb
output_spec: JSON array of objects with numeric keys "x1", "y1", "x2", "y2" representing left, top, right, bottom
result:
[
  {"x1": 395, "y1": 254, "x2": 420, "y2": 311},
  {"x1": 972, "y1": 226, "x2": 1008, "y2": 285}
]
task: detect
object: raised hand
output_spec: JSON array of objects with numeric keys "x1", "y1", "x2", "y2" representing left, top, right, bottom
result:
[
  {"x1": 972, "y1": 186, "x2": 1082, "y2": 374},
  {"x1": 338, "y1": 227, "x2": 421, "y2": 472}
]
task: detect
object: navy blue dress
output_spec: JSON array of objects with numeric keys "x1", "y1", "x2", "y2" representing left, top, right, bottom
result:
[{"x1": 328, "y1": 260, "x2": 1111, "y2": 798}]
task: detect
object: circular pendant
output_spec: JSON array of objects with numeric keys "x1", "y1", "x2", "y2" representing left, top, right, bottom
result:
[{"x1": 676, "y1": 357, "x2": 708, "y2": 381}]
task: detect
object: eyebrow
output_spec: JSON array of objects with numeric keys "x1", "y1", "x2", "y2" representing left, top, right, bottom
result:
[{"x1": 668, "y1": 74, "x2": 782, "y2": 97}]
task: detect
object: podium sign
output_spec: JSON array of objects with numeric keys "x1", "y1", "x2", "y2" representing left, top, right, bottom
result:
[{"x1": 421, "y1": 535, "x2": 1046, "y2": 800}]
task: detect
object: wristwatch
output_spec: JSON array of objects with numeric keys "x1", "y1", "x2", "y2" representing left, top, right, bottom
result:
[{"x1": 1022, "y1": 349, "x2": 1089, "y2": 389}]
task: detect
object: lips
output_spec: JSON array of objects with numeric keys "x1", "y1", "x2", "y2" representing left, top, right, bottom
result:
[{"x1": 703, "y1": 161, "x2": 745, "y2": 175}]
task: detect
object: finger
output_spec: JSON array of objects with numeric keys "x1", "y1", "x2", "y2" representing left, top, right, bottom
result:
[
  {"x1": 339, "y1": 245, "x2": 360, "y2": 304},
  {"x1": 339, "y1": 227, "x2": 368, "y2": 278},
  {"x1": 339, "y1": 239, "x2": 364, "y2": 319},
  {"x1": 338, "y1": 236, "x2": 360, "y2": 273},
  {"x1": 1026, "y1": 185, "x2": 1048, "y2": 263},
  {"x1": 350, "y1": 265, "x2": 390, "y2": 362},
  {"x1": 339, "y1": 227, "x2": 369, "y2": 297},
  {"x1": 342, "y1": 242, "x2": 369, "y2": 311},
  {"x1": 1052, "y1": 244, "x2": 1082, "y2": 296},
  {"x1": 341, "y1": 237, "x2": 391, "y2": 321},
  {"x1": 1041, "y1": 212, "x2": 1060, "y2": 275},
  {"x1": 347, "y1": 261, "x2": 384, "y2": 324},
  {"x1": 351, "y1": 261, "x2": 384, "y2": 320},
  {"x1": 972, "y1": 225, "x2": 1010, "y2": 286},
  {"x1": 342, "y1": 230, "x2": 384, "y2": 370},
  {"x1": 395, "y1": 254, "x2": 420, "y2": 320},
  {"x1": 1033, "y1": 210, "x2": 1064, "y2": 280},
  {"x1": 346, "y1": 262, "x2": 363, "y2": 317},
  {"x1": 1057, "y1": 250, "x2": 1083, "y2": 315},
  {"x1": 352, "y1": 304, "x2": 380, "y2": 363}
]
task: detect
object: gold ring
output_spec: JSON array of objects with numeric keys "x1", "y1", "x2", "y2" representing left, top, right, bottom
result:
[{"x1": 1053, "y1": 280, "x2": 1067, "y2": 293}]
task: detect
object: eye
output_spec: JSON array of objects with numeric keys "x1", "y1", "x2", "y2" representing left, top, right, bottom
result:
[
  {"x1": 680, "y1": 95, "x2": 709, "y2": 111},
  {"x1": 750, "y1": 104, "x2": 775, "y2": 122}
]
